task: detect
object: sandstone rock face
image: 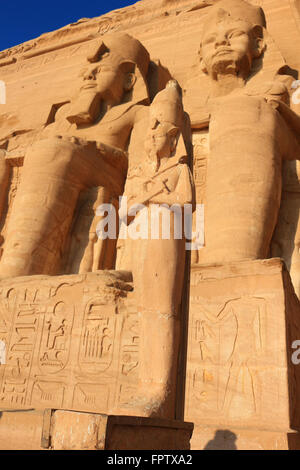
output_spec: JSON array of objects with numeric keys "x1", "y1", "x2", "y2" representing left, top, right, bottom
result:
[{"x1": 0, "y1": 0, "x2": 300, "y2": 450}]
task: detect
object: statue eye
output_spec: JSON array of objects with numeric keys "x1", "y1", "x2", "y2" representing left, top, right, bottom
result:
[
  {"x1": 100, "y1": 52, "x2": 110, "y2": 60},
  {"x1": 151, "y1": 119, "x2": 160, "y2": 130},
  {"x1": 79, "y1": 67, "x2": 88, "y2": 77},
  {"x1": 203, "y1": 35, "x2": 216, "y2": 45},
  {"x1": 228, "y1": 30, "x2": 244, "y2": 39}
]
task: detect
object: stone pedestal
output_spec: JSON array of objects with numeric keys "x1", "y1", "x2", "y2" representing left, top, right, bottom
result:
[
  {"x1": 43, "y1": 410, "x2": 193, "y2": 450},
  {"x1": 0, "y1": 408, "x2": 193, "y2": 450},
  {"x1": 0, "y1": 270, "x2": 141, "y2": 416},
  {"x1": 0, "y1": 268, "x2": 185, "y2": 421},
  {"x1": 191, "y1": 425, "x2": 300, "y2": 450},
  {"x1": 185, "y1": 258, "x2": 300, "y2": 449},
  {"x1": 0, "y1": 409, "x2": 45, "y2": 450}
]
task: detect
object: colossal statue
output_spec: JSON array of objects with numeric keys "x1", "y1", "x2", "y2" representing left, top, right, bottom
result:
[
  {"x1": 196, "y1": 0, "x2": 300, "y2": 264},
  {"x1": 0, "y1": 33, "x2": 150, "y2": 277}
]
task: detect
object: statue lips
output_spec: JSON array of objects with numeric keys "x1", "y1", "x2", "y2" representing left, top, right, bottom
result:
[
  {"x1": 213, "y1": 47, "x2": 233, "y2": 58},
  {"x1": 81, "y1": 82, "x2": 97, "y2": 91}
]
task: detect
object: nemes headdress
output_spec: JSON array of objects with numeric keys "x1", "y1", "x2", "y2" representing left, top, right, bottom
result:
[
  {"x1": 204, "y1": 0, "x2": 266, "y2": 28},
  {"x1": 87, "y1": 32, "x2": 150, "y2": 81}
]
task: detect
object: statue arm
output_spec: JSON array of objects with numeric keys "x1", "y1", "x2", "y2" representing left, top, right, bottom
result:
[
  {"x1": 270, "y1": 99, "x2": 300, "y2": 160},
  {"x1": 38, "y1": 102, "x2": 73, "y2": 138},
  {"x1": 258, "y1": 78, "x2": 300, "y2": 160},
  {"x1": 120, "y1": 164, "x2": 194, "y2": 225},
  {"x1": 148, "y1": 164, "x2": 195, "y2": 207}
]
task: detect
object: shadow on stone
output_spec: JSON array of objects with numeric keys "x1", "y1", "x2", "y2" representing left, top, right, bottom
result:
[{"x1": 204, "y1": 430, "x2": 237, "y2": 450}]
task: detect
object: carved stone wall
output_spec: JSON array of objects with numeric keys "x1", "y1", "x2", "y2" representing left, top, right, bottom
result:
[
  {"x1": 186, "y1": 259, "x2": 300, "y2": 445},
  {"x1": 0, "y1": 271, "x2": 140, "y2": 415}
]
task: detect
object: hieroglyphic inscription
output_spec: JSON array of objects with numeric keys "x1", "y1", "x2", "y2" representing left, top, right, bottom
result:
[
  {"x1": 38, "y1": 301, "x2": 74, "y2": 374},
  {"x1": 79, "y1": 299, "x2": 116, "y2": 375},
  {"x1": 120, "y1": 316, "x2": 139, "y2": 377},
  {"x1": 31, "y1": 380, "x2": 65, "y2": 408},
  {"x1": 192, "y1": 130, "x2": 209, "y2": 204},
  {"x1": 0, "y1": 288, "x2": 43, "y2": 406},
  {"x1": 0, "y1": 41, "x2": 92, "y2": 79},
  {"x1": 72, "y1": 383, "x2": 110, "y2": 411},
  {"x1": 187, "y1": 295, "x2": 267, "y2": 423},
  {"x1": 117, "y1": 298, "x2": 140, "y2": 408},
  {"x1": 191, "y1": 130, "x2": 209, "y2": 263},
  {"x1": 0, "y1": 273, "x2": 137, "y2": 414}
]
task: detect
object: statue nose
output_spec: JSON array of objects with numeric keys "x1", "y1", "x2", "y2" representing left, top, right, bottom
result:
[
  {"x1": 215, "y1": 36, "x2": 228, "y2": 47},
  {"x1": 83, "y1": 67, "x2": 99, "y2": 80}
]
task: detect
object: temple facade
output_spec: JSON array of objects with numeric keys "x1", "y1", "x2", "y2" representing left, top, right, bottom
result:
[{"x1": 0, "y1": 0, "x2": 300, "y2": 450}]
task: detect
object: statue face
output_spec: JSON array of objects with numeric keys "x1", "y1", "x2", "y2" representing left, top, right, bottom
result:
[
  {"x1": 145, "y1": 119, "x2": 179, "y2": 161},
  {"x1": 201, "y1": 18, "x2": 256, "y2": 77},
  {"x1": 67, "y1": 40, "x2": 138, "y2": 125},
  {"x1": 80, "y1": 49, "x2": 131, "y2": 105}
]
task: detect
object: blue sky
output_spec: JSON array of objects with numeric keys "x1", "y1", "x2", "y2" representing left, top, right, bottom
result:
[{"x1": 0, "y1": 0, "x2": 136, "y2": 52}]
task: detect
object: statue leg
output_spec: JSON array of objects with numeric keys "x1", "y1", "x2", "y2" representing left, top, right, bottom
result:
[
  {"x1": 125, "y1": 206, "x2": 186, "y2": 418},
  {"x1": 0, "y1": 137, "x2": 124, "y2": 277},
  {"x1": 78, "y1": 188, "x2": 118, "y2": 273},
  {"x1": 201, "y1": 96, "x2": 282, "y2": 263}
]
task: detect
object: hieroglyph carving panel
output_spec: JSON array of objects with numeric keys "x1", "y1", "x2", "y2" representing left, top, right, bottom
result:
[{"x1": 0, "y1": 273, "x2": 139, "y2": 414}]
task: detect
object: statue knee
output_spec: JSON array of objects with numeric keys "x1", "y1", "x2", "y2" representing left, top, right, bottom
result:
[{"x1": 26, "y1": 137, "x2": 75, "y2": 171}]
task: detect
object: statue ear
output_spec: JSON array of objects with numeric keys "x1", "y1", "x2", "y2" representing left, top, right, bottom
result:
[
  {"x1": 167, "y1": 126, "x2": 180, "y2": 152},
  {"x1": 251, "y1": 25, "x2": 265, "y2": 58},
  {"x1": 124, "y1": 72, "x2": 137, "y2": 92}
]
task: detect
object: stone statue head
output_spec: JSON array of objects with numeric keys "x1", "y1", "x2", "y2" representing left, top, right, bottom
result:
[
  {"x1": 68, "y1": 33, "x2": 150, "y2": 125},
  {"x1": 145, "y1": 80, "x2": 184, "y2": 169},
  {"x1": 199, "y1": 0, "x2": 266, "y2": 81}
]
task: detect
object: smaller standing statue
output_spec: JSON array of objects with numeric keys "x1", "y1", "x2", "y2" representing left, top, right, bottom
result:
[{"x1": 119, "y1": 80, "x2": 195, "y2": 417}]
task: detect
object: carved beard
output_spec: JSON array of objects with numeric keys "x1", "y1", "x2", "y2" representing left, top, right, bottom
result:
[
  {"x1": 210, "y1": 53, "x2": 252, "y2": 80},
  {"x1": 66, "y1": 89, "x2": 102, "y2": 126}
]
